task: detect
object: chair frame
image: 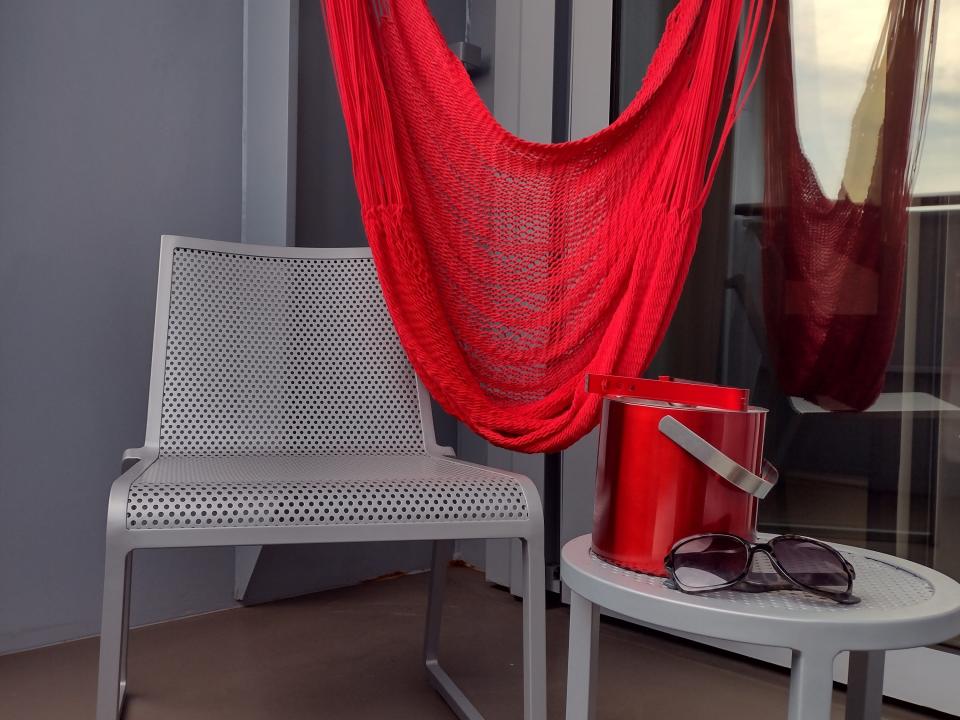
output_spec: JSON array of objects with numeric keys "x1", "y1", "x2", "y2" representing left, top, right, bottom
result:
[{"x1": 96, "y1": 236, "x2": 546, "y2": 720}]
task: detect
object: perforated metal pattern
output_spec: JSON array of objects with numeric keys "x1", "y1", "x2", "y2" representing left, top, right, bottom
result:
[
  {"x1": 591, "y1": 550, "x2": 935, "y2": 613},
  {"x1": 127, "y1": 456, "x2": 530, "y2": 529},
  {"x1": 159, "y1": 248, "x2": 425, "y2": 456}
]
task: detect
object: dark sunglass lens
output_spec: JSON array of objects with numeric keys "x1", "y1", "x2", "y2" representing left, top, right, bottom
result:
[
  {"x1": 772, "y1": 539, "x2": 850, "y2": 593},
  {"x1": 671, "y1": 535, "x2": 748, "y2": 589}
]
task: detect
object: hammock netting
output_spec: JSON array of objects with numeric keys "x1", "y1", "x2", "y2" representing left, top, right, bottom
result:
[
  {"x1": 321, "y1": 0, "x2": 771, "y2": 452},
  {"x1": 762, "y1": 0, "x2": 936, "y2": 411}
]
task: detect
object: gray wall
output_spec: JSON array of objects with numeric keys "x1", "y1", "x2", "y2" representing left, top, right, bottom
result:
[
  {"x1": 0, "y1": 0, "x2": 244, "y2": 654},
  {"x1": 295, "y1": 0, "x2": 365, "y2": 247}
]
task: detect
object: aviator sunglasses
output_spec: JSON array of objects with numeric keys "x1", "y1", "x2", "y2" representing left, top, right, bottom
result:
[{"x1": 664, "y1": 533, "x2": 860, "y2": 604}]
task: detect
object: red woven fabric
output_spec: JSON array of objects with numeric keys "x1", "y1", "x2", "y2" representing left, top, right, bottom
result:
[
  {"x1": 321, "y1": 0, "x2": 771, "y2": 452},
  {"x1": 762, "y1": 0, "x2": 935, "y2": 411}
]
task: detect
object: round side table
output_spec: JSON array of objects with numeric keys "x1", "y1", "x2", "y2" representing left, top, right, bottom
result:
[{"x1": 561, "y1": 534, "x2": 960, "y2": 719}]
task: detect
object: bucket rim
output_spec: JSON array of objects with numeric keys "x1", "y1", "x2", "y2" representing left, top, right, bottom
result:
[{"x1": 602, "y1": 395, "x2": 769, "y2": 414}]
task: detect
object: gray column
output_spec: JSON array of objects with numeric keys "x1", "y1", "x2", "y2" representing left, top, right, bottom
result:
[{"x1": 242, "y1": 0, "x2": 298, "y2": 247}]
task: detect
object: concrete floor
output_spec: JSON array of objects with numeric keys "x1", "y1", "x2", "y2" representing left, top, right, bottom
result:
[{"x1": 0, "y1": 565, "x2": 943, "y2": 719}]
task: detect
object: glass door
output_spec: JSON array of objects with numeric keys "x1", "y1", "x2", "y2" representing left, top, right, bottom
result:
[
  {"x1": 559, "y1": 0, "x2": 960, "y2": 711},
  {"x1": 714, "y1": 0, "x2": 959, "y2": 647}
]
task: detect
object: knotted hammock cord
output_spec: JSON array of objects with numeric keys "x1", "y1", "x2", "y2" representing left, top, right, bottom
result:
[{"x1": 321, "y1": 0, "x2": 773, "y2": 452}]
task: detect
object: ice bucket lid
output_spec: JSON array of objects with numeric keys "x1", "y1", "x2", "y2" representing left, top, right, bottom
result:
[{"x1": 585, "y1": 374, "x2": 750, "y2": 412}]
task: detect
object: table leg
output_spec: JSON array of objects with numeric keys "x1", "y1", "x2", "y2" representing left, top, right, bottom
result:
[
  {"x1": 565, "y1": 590, "x2": 599, "y2": 720},
  {"x1": 788, "y1": 649, "x2": 836, "y2": 720},
  {"x1": 846, "y1": 651, "x2": 885, "y2": 720}
]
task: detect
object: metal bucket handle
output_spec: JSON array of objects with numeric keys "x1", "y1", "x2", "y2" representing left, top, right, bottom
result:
[{"x1": 658, "y1": 415, "x2": 778, "y2": 499}]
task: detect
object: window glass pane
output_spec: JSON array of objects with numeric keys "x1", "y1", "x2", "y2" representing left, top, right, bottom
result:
[{"x1": 617, "y1": 0, "x2": 958, "y2": 647}]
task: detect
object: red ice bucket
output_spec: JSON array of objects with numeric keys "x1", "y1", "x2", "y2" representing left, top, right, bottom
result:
[{"x1": 587, "y1": 375, "x2": 777, "y2": 576}]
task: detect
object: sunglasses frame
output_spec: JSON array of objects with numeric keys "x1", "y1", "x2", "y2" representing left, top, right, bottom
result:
[{"x1": 664, "y1": 533, "x2": 859, "y2": 604}]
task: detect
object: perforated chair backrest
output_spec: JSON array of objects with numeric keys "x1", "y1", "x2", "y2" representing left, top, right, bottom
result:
[{"x1": 145, "y1": 237, "x2": 428, "y2": 456}]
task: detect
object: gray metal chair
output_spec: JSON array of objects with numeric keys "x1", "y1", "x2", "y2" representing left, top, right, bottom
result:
[{"x1": 96, "y1": 235, "x2": 546, "y2": 720}]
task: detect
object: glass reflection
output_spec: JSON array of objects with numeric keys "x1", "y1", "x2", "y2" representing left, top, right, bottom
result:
[{"x1": 615, "y1": 0, "x2": 959, "y2": 648}]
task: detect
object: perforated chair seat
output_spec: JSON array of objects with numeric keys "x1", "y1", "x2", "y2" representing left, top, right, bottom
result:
[{"x1": 127, "y1": 455, "x2": 531, "y2": 530}]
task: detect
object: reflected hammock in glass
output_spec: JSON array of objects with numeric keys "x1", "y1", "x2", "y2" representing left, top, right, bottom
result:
[
  {"x1": 762, "y1": 0, "x2": 939, "y2": 411},
  {"x1": 321, "y1": 0, "x2": 772, "y2": 452}
]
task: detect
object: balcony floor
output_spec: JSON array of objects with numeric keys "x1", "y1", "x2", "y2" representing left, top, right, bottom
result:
[{"x1": 0, "y1": 564, "x2": 942, "y2": 719}]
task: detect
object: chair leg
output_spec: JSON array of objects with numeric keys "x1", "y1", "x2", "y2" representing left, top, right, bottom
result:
[
  {"x1": 96, "y1": 543, "x2": 132, "y2": 720},
  {"x1": 118, "y1": 553, "x2": 133, "y2": 710},
  {"x1": 424, "y1": 536, "x2": 548, "y2": 720},
  {"x1": 424, "y1": 540, "x2": 483, "y2": 720},
  {"x1": 424, "y1": 539, "x2": 453, "y2": 665},
  {"x1": 521, "y1": 536, "x2": 547, "y2": 720}
]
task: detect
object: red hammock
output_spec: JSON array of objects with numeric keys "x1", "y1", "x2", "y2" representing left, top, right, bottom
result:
[
  {"x1": 321, "y1": 0, "x2": 771, "y2": 452},
  {"x1": 762, "y1": 0, "x2": 936, "y2": 411}
]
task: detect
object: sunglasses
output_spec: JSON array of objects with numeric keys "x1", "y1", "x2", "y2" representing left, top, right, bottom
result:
[{"x1": 664, "y1": 533, "x2": 860, "y2": 604}]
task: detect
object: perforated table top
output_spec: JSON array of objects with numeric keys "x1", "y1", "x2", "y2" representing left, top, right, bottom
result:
[
  {"x1": 589, "y1": 546, "x2": 933, "y2": 614},
  {"x1": 127, "y1": 455, "x2": 531, "y2": 530},
  {"x1": 561, "y1": 534, "x2": 960, "y2": 652}
]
